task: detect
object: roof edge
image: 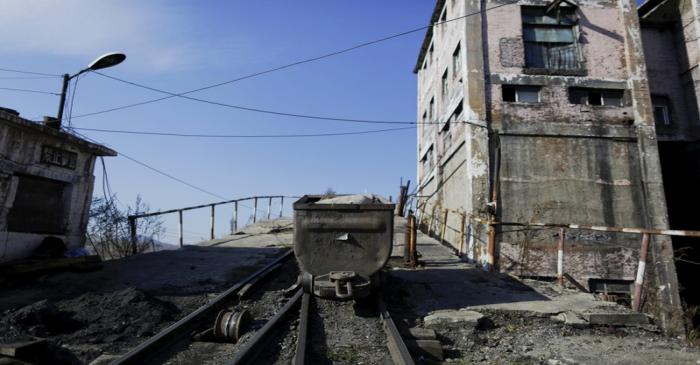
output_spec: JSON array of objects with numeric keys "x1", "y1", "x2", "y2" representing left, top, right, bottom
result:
[
  {"x1": 414, "y1": 0, "x2": 446, "y2": 74},
  {"x1": 0, "y1": 110, "x2": 117, "y2": 157}
]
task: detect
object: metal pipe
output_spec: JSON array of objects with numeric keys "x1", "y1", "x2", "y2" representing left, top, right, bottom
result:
[
  {"x1": 632, "y1": 233, "x2": 651, "y2": 311},
  {"x1": 279, "y1": 196, "x2": 284, "y2": 218},
  {"x1": 56, "y1": 74, "x2": 70, "y2": 126},
  {"x1": 558, "y1": 228, "x2": 565, "y2": 286},
  {"x1": 410, "y1": 214, "x2": 417, "y2": 267},
  {"x1": 178, "y1": 210, "x2": 184, "y2": 248}
]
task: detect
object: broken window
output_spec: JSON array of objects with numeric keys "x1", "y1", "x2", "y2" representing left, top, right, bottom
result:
[
  {"x1": 652, "y1": 96, "x2": 671, "y2": 125},
  {"x1": 522, "y1": 6, "x2": 581, "y2": 71},
  {"x1": 502, "y1": 85, "x2": 541, "y2": 103},
  {"x1": 8, "y1": 174, "x2": 68, "y2": 234},
  {"x1": 441, "y1": 70, "x2": 449, "y2": 96},
  {"x1": 453, "y1": 43, "x2": 462, "y2": 78},
  {"x1": 421, "y1": 145, "x2": 434, "y2": 173},
  {"x1": 569, "y1": 88, "x2": 624, "y2": 106}
]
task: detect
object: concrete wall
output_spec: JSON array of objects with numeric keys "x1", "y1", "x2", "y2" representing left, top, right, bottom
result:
[
  {"x1": 0, "y1": 112, "x2": 107, "y2": 262},
  {"x1": 415, "y1": 0, "x2": 684, "y2": 334}
]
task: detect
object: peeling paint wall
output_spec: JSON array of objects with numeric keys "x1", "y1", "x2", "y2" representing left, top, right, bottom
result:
[{"x1": 0, "y1": 111, "x2": 108, "y2": 262}]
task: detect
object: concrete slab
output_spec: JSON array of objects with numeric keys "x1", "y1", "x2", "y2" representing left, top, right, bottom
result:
[{"x1": 423, "y1": 309, "x2": 485, "y2": 329}]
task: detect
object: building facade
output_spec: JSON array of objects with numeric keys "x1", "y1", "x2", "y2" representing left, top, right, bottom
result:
[
  {"x1": 415, "y1": 0, "x2": 684, "y2": 334},
  {"x1": 0, "y1": 108, "x2": 116, "y2": 263}
]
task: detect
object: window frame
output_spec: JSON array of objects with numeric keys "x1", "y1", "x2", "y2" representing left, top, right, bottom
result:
[
  {"x1": 521, "y1": 6, "x2": 582, "y2": 72},
  {"x1": 502, "y1": 85, "x2": 542, "y2": 103}
]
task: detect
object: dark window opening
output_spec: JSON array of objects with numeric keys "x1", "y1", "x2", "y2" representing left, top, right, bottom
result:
[
  {"x1": 522, "y1": 6, "x2": 581, "y2": 71},
  {"x1": 441, "y1": 70, "x2": 449, "y2": 96},
  {"x1": 453, "y1": 43, "x2": 462, "y2": 77},
  {"x1": 429, "y1": 97, "x2": 435, "y2": 121},
  {"x1": 652, "y1": 96, "x2": 672, "y2": 125},
  {"x1": 502, "y1": 85, "x2": 541, "y2": 103},
  {"x1": 569, "y1": 88, "x2": 624, "y2": 106},
  {"x1": 8, "y1": 175, "x2": 68, "y2": 234}
]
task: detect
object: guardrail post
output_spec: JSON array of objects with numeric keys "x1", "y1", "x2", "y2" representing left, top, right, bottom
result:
[
  {"x1": 178, "y1": 209, "x2": 184, "y2": 248},
  {"x1": 487, "y1": 223, "x2": 496, "y2": 271},
  {"x1": 558, "y1": 228, "x2": 565, "y2": 286},
  {"x1": 632, "y1": 233, "x2": 651, "y2": 311},
  {"x1": 267, "y1": 197, "x2": 272, "y2": 220},
  {"x1": 210, "y1": 204, "x2": 215, "y2": 240},
  {"x1": 410, "y1": 213, "x2": 418, "y2": 267},
  {"x1": 440, "y1": 209, "x2": 448, "y2": 242},
  {"x1": 253, "y1": 197, "x2": 258, "y2": 223},
  {"x1": 233, "y1": 201, "x2": 238, "y2": 233},
  {"x1": 279, "y1": 196, "x2": 284, "y2": 218},
  {"x1": 129, "y1": 216, "x2": 137, "y2": 255},
  {"x1": 459, "y1": 213, "x2": 466, "y2": 256}
]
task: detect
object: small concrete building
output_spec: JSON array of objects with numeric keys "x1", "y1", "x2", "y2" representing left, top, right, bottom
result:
[
  {"x1": 0, "y1": 108, "x2": 116, "y2": 262},
  {"x1": 414, "y1": 0, "x2": 684, "y2": 335}
]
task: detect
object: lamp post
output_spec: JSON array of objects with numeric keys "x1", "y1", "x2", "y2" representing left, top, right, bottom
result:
[{"x1": 56, "y1": 52, "x2": 126, "y2": 127}]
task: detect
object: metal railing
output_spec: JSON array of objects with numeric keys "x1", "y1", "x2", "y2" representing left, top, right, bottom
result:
[
  {"x1": 525, "y1": 42, "x2": 582, "y2": 71},
  {"x1": 127, "y1": 195, "x2": 297, "y2": 253},
  {"x1": 409, "y1": 203, "x2": 700, "y2": 312}
]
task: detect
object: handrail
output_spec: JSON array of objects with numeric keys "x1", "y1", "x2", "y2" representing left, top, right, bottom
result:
[{"x1": 127, "y1": 195, "x2": 300, "y2": 254}]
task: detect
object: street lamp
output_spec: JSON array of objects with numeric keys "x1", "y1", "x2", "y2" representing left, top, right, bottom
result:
[{"x1": 56, "y1": 52, "x2": 126, "y2": 127}]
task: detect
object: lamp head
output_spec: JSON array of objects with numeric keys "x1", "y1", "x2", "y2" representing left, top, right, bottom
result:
[{"x1": 87, "y1": 52, "x2": 126, "y2": 71}]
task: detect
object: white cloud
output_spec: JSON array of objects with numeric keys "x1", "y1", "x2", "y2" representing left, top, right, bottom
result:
[{"x1": 0, "y1": 0, "x2": 248, "y2": 72}]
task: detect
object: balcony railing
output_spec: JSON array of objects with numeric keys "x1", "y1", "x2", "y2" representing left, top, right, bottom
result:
[{"x1": 524, "y1": 42, "x2": 582, "y2": 71}]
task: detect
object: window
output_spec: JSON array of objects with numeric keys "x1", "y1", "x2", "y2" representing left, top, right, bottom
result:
[
  {"x1": 8, "y1": 175, "x2": 68, "y2": 234},
  {"x1": 429, "y1": 44, "x2": 434, "y2": 65},
  {"x1": 502, "y1": 85, "x2": 541, "y2": 103},
  {"x1": 569, "y1": 88, "x2": 624, "y2": 106},
  {"x1": 453, "y1": 43, "x2": 462, "y2": 78},
  {"x1": 441, "y1": 70, "x2": 449, "y2": 96},
  {"x1": 522, "y1": 6, "x2": 581, "y2": 71},
  {"x1": 440, "y1": 7, "x2": 447, "y2": 25},
  {"x1": 652, "y1": 96, "x2": 671, "y2": 125},
  {"x1": 429, "y1": 97, "x2": 435, "y2": 121},
  {"x1": 421, "y1": 146, "x2": 434, "y2": 172}
]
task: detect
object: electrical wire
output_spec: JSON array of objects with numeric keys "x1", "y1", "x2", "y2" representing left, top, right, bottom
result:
[
  {"x1": 0, "y1": 67, "x2": 60, "y2": 77},
  {"x1": 71, "y1": 126, "x2": 415, "y2": 138},
  {"x1": 66, "y1": 74, "x2": 81, "y2": 127},
  {"x1": 92, "y1": 72, "x2": 419, "y2": 125},
  {"x1": 0, "y1": 76, "x2": 60, "y2": 80},
  {"x1": 66, "y1": 128, "x2": 229, "y2": 201},
  {"x1": 0, "y1": 86, "x2": 60, "y2": 95},
  {"x1": 69, "y1": 1, "x2": 519, "y2": 121}
]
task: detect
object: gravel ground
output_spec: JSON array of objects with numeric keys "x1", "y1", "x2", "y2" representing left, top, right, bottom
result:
[{"x1": 306, "y1": 296, "x2": 391, "y2": 365}]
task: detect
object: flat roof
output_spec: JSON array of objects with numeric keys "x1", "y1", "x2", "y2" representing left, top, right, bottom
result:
[{"x1": 0, "y1": 109, "x2": 117, "y2": 157}]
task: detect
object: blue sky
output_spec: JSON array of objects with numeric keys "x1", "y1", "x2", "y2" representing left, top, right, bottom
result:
[{"x1": 1, "y1": 1, "x2": 433, "y2": 243}]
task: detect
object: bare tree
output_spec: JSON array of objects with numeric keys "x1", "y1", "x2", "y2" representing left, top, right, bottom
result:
[{"x1": 87, "y1": 195, "x2": 164, "y2": 259}]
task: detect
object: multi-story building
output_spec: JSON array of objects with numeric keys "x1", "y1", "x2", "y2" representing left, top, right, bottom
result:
[
  {"x1": 0, "y1": 108, "x2": 116, "y2": 262},
  {"x1": 414, "y1": 0, "x2": 687, "y2": 335}
]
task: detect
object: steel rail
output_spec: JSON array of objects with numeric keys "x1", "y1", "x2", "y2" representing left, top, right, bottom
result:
[
  {"x1": 228, "y1": 289, "x2": 304, "y2": 365},
  {"x1": 379, "y1": 297, "x2": 415, "y2": 365},
  {"x1": 111, "y1": 249, "x2": 293, "y2": 365},
  {"x1": 293, "y1": 293, "x2": 311, "y2": 365}
]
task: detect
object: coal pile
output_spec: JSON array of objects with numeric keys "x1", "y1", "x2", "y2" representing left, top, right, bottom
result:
[{"x1": 1, "y1": 288, "x2": 180, "y2": 364}]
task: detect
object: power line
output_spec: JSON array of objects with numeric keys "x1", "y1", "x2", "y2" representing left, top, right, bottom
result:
[
  {"x1": 0, "y1": 67, "x2": 60, "y2": 77},
  {"x1": 93, "y1": 72, "x2": 415, "y2": 125},
  {"x1": 67, "y1": 128, "x2": 229, "y2": 201},
  {"x1": 0, "y1": 86, "x2": 60, "y2": 95},
  {"x1": 0, "y1": 75, "x2": 59, "y2": 80},
  {"x1": 71, "y1": 126, "x2": 415, "y2": 138},
  {"x1": 70, "y1": 1, "x2": 519, "y2": 120}
]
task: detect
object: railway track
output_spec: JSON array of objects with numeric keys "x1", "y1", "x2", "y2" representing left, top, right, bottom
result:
[{"x1": 110, "y1": 249, "x2": 415, "y2": 365}]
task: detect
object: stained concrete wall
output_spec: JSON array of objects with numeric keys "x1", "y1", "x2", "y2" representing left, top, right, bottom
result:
[
  {"x1": 415, "y1": 0, "x2": 684, "y2": 335},
  {"x1": 0, "y1": 110, "x2": 115, "y2": 262}
]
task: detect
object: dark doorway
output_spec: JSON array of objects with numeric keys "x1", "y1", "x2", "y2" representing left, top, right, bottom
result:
[
  {"x1": 658, "y1": 141, "x2": 700, "y2": 335},
  {"x1": 7, "y1": 174, "x2": 68, "y2": 234}
]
